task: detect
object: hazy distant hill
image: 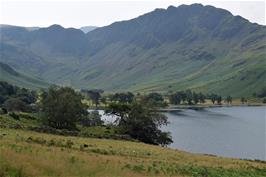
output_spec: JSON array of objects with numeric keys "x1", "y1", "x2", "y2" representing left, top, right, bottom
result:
[
  {"x1": 0, "y1": 62, "x2": 49, "y2": 89},
  {"x1": 80, "y1": 26, "x2": 98, "y2": 33},
  {"x1": 0, "y1": 4, "x2": 265, "y2": 96}
]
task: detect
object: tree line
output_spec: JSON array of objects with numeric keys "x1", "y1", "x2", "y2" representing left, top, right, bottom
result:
[
  {"x1": 81, "y1": 89, "x2": 235, "y2": 107},
  {"x1": 1, "y1": 81, "x2": 266, "y2": 146},
  {"x1": 0, "y1": 83, "x2": 173, "y2": 146},
  {"x1": 0, "y1": 81, "x2": 37, "y2": 112}
]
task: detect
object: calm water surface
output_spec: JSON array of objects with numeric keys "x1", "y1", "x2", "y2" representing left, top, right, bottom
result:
[{"x1": 162, "y1": 106, "x2": 266, "y2": 160}]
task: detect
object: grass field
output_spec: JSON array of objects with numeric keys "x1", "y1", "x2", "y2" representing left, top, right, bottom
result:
[
  {"x1": 1, "y1": 127, "x2": 266, "y2": 177},
  {"x1": 1, "y1": 111, "x2": 266, "y2": 177}
]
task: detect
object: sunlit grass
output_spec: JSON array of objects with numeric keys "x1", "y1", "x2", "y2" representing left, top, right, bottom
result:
[{"x1": 1, "y1": 128, "x2": 265, "y2": 177}]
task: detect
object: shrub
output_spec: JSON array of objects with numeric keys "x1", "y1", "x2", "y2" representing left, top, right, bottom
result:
[
  {"x1": 47, "y1": 139, "x2": 56, "y2": 146},
  {"x1": 8, "y1": 112, "x2": 20, "y2": 120},
  {"x1": 34, "y1": 137, "x2": 46, "y2": 145},
  {"x1": 3, "y1": 98, "x2": 29, "y2": 112},
  {"x1": 66, "y1": 139, "x2": 74, "y2": 148},
  {"x1": 18, "y1": 113, "x2": 36, "y2": 120},
  {"x1": 79, "y1": 111, "x2": 103, "y2": 127},
  {"x1": 0, "y1": 108, "x2": 8, "y2": 114}
]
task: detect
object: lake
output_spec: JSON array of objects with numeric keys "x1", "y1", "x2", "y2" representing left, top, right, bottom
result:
[
  {"x1": 91, "y1": 106, "x2": 265, "y2": 160},
  {"x1": 162, "y1": 106, "x2": 266, "y2": 160}
]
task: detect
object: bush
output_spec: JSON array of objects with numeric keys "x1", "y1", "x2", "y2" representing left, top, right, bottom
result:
[
  {"x1": 3, "y1": 98, "x2": 29, "y2": 112},
  {"x1": 18, "y1": 113, "x2": 36, "y2": 120},
  {"x1": 79, "y1": 111, "x2": 103, "y2": 126},
  {"x1": 66, "y1": 139, "x2": 74, "y2": 148},
  {"x1": 0, "y1": 108, "x2": 8, "y2": 114},
  {"x1": 8, "y1": 112, "x2": 20, "y2": 120}
]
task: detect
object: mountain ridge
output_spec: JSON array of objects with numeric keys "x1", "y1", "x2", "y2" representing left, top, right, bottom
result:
[{"x1": 0, "y1": 4, "x2": 265, "y2": 96}]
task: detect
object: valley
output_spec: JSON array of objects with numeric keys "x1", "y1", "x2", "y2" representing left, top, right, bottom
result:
[{"x1": 1, "y1": 4, "x2": 265, "y2": 96}]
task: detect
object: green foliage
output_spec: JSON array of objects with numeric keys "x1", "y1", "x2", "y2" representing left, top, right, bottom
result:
[
  {"x1": 0, "y1": 81, "x2": 37, "y2": 112},
  {"x1": 169, "y1": 90, "x2": 206, "y2": 105},
  {"x1": 225, "y1": 96, "x2": 233, "y2": 104},
  {"x1": 217, "y1": 96, "x2": 222, "y2": 105},
  {"x1": 112, "y1": 92, "x2": 134, "y2": 103},
  {"x1": 169, "y1": 92, "x2": 182, "y2": 105},
  {"x1": 141, "y1": 93, "x2": 165, "y2": 107},
  {"x1": 8, "y1": 112, "x2": 20, "y2": 120},
  {"x1": 107, "y1": 102, "x2": 172, "y2": 146},
  {"x1": 0, "y1": 108, "x2": 8, "y2": 114},
  {"x1": 0, "y1": 113, "x2": 39, "y2": 129},
  {"x1": 40, "y1": 86, "x2": 87, "y2": 130},
  {"x1": 0, "y1": 162, "x2": 25, "y2": 177},
  {"x1": 198, "y1": 92, "x2": 206, "y2": 103},
  {"x1": 79, "y1": 111, "x2": 103, "y2": 127},
  {"x1": 86, "y1": 90, "x2": 101, "y2": 107},
  {"x1": 208, "y1": 94, "x2": 223, "y2": 104},
  {"x1": 3, "y1": 98, "x2": 29, "y2": 112}
]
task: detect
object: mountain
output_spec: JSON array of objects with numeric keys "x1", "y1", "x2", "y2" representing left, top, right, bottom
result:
[
  {"x1": 0, "y1": 24, "x2": 90, "y2": 84},
  {"x1": 0, "y1": 4, "x2": 265, "y2": 96},
  {"x1": 0, "y1": 62, "x2": 49, "y2": 89},
  {"x1": 80, "y1": 26, "x2": 98, "y2": 33},
  {"x1": 82, "y1": 4, "x2": 266, "y2": 96}
]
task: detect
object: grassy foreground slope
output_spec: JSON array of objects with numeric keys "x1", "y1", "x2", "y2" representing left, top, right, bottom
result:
[{"x1": 1, "y1": 127, "x2": 266, "y2": 177}]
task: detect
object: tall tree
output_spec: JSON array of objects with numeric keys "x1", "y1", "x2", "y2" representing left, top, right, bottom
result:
[
  {"x1": 185, "y1": 90, "x2": 193, "y2": 105},
  {"x1": 87, "y1": 91, "x2": 101, "y2": 107},
  {"x1": 100, "y1": 96, "x2": 107, "y2": 106},
  {"x1": 113, "y1": 92, "x2": 134, "y2": 103},
  {"x1": 198, "y1": 92, "x2": 206, "y2": 104},
  {"x1": 217, "y1": 96, "x2": 222, "y2": 105},
  {"x1": 169, "y1": 92, "x2": 182, "y2": 105},
  {"x1": 226, "y1": 96, "x2": 232, "y2": 104},
  {"x1": 241, "y1": 97, "x2": 247, "y2": 104},
  {"x1": 40, "y1": 86, "x2": 87, "y2": 130},
  {"x1": 142, "y1": 92, "x2": 164, "y2": 106},
  {"x1": 192, "y1": 92, "x2": 199, "y2": 104},
  {"x1": 107, "y1": 102, "x2": 172, "y2": 146},
  {"x1": 210, "y1": 94, "x2": 217, "y2": 104}
]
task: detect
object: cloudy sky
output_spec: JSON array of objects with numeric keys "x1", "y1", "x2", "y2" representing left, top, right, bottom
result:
[{"x1": 0, "y1": 0, "x2": 265, "y2": 28}]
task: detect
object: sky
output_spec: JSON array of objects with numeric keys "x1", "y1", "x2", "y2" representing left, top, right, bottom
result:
[{"x1": 0, "y1": 0, "x2": 265, "y2": 28}]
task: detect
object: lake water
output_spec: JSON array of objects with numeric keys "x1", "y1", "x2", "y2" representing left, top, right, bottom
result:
[
  {"x1": 91, "y1": 106, "x2": 266, "y2": 160},
  {"x1": 162, "y1": 106, "x2": 266, "y2": 160}
]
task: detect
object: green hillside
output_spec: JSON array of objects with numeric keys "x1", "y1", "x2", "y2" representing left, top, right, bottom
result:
[
  {"x1": 0, "y1": 4, "x2": 265, "y2": 96},
  {"x1": 0, "y1": 62, "x2": 49, "y2": 89}
]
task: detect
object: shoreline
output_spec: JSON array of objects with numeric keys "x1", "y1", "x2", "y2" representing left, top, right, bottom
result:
[{"x1": 160, "y1": 104, "x2": 266, "y2": 112}]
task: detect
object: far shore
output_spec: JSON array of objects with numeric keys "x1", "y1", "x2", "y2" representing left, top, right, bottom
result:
[{"x1": 160, "y1": 103, "x2": 266, "y2": 112}]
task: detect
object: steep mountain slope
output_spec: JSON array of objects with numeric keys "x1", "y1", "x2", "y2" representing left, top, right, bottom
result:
[
  {"x1": 0, "y1": 4, "x2": 265, "y2": 96},
  {"x1": 81, "y1": 4, "x2": 266, "y2": 96},
  {"x1": 0, "y1": 62, "x2": 49, "y2": 89},
  {"x1": 0, "y1": 24, "x2": 89, "y2": 83}
]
